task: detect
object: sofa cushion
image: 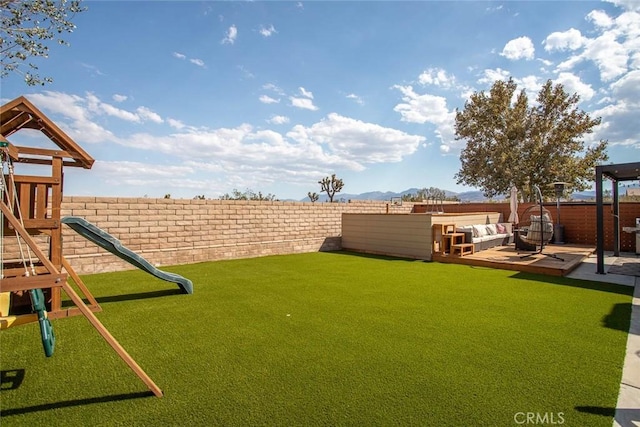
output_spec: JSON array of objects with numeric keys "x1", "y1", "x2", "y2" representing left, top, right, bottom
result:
[
  {"x1": 486, "y1": 224, "x2": 497, "y2": 235},
  {"x1": 472, "y1": 224, "x2": 488, "y2": 238}
]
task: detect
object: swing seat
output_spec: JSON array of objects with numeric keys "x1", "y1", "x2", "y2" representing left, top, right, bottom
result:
[
  {"x1": 0, "y1": 289, "x2": 55, "y2": 356},
  {"x1": 520, "y1": 214, "x2": 554, "y2": 246},
  {"x1": 30, "y1": 288, "x2": 55, "y2": 357},
  {"x1": 0, "y1": 313, "x2": 39, "y2": 330}
]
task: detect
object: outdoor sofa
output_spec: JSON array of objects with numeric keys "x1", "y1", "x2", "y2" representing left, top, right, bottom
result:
[{"x1": 456, "y1": 223, "x2": 514, "y2": 252}]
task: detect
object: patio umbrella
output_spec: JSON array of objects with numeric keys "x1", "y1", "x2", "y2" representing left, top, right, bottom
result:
[{"x1": 508, "y1": 186, "x2": 519, "y2": 224}]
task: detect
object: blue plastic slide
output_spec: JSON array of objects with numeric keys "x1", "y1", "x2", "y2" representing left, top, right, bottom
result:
[{"x1": 61, "y1": 216, "x2": 193, "y2": 294}]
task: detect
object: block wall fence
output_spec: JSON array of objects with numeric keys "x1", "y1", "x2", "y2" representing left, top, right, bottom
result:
[
  {"x1": 59, "y1": 197, "x2": 414, "y2": 274},
  {"x1": 5, "y1": 198, "x2": 638, "y2": 276},
  {"x1": 413, "y1": 202, "x2": 640, "y2": 252}
]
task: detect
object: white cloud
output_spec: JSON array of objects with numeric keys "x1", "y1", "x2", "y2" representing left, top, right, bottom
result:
[
  {"x1": 392, "y1": 85, "x2": 457, "y2": 152},
  {"x1": 95, "y1": 161, "x2": 193, "y2": 178},
  {"x1": 299, "y1": 87, "x2": 314, "y2": 99},
  {"x1": 263, "y1": 83, "x2": 285, "y2": 95},
  {"x1": 588, "y1": 70, "x2": 640, "y2": 148},
  {"x1": 173, "y1": 52, "x2": 205, "y2": 68},
  {"x1": 553, "y1": 9, "x2": 640, "y2": 82},
  {"x1": 113, "y1": 94, "x2": 127, "y2": 103},
  {"x1": 554, "y1": 72, "x2": 595, "y2": 101},
  {"x1": 611, "y1": 69, "x2": 640, "y2": 100},
  {"x1": 290, "y1": 96, "x2": 318, "y2": 111},
  {"x1": 543, "y1": 28, "x2": 586, "y2": 52},
  {"x1": 86, "y1": 92, "x2": 140, "y2": 122},
  {"x1": 587, "y1": 10, "x2": 614, "y2": 28},
  {"x1": 26, "y1": 92, "x2": 116, "y2": 144},
  {"x1": 237, "y1": 65, "x2": 254, "y2": 79},
  {"x1": 24, "y1": 92, "x2": 170, "y2": 146},
  {"x1": 393, "y1": 85, "x2": 451, "y2": 125},
  {"x1": 605, "y1": 0, "x2": 640, "y2": 12},
  {"x1": 346, "y1": 93, "x2": 364, "y2": 105},
  {"x1": 136, "y1": 106, "x2": 164, "y2": 124},
  {"x1": 418, "y1": 68, "x2": 457, "y2": 88},
  {"x1": 267, "y1": 115, "x2": 290, "y2": 125},
  {"x1": 477, "y1": 68, "x2": 511, "y2": 85},
  {"x1": 80, "y1": 62, "x2": 105, "y2": 76},
  {"x1": 286, "y1": 113, "x2": 425, "y2": 164},
  {"x1": 501, "y1": 36, "x2": 535, "y2": 60},
  {"x1": 222, "y1": 25, "x2": 238, "y2": 44},
  {"x1": 167, "y1": 118, "x2": 186, "y2": 130},
  {"x1": 20, "y1": 91, "x2": 436, "y2": 195},
  {"x1": 557, "y1": 32, "x2": 628, "y2": 81},
  {"x1": 259, "y1": 95, "x2": 280, "y2": 104},
  {"x1": 259, "y1": 24, "x2": 277, "y2": 37}
]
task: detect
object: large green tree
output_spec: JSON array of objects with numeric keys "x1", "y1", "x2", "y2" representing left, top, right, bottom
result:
[
  {"x1": 454, "y1": 78, "x2": 608, "y2": 202},
  {"x1": 1, "y1": 0, "x2": 85, "y2": 86}
]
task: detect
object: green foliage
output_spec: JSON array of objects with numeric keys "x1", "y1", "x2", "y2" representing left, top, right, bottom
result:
[
  {"x1": 402, "y1": 186, "x2": 460, "y2": 202},
  {"x1": 220, "y1": 188, "x2": 277, "y2": 201},
  {"x1": 0, "y1": 0, "x2": 86, "y2": 86},
  {"x1": 307, "y1": 191, "x2": 319, "y2": 203},
  {"x1": 455, "y1": 78, "x2": 608, "y2": 202},
  {"x1": 318, "y1": 174, "x2": 344, "y2": 202}
]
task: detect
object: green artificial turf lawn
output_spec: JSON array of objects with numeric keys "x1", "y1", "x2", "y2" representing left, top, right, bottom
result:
[{"x1": 0, "y1": 252, "x2": 633, "y2": 426}]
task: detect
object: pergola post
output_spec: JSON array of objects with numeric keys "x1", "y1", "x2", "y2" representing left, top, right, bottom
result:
[
  {"x1": 594, "y1": 161, "x2": 640, "y2": 275},
  {"x1": 595, "y1": 166, "x2": 605, "y2": 274},
  {"x1": 612, "y1": 180, "x2": 620, "y2": 257}
]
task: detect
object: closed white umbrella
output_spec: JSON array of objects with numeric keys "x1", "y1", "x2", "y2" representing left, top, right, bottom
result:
[{"x1": 508, "y1": 186, "x2": 519, "y2": 224}]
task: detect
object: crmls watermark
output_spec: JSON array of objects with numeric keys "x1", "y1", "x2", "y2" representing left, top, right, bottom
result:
[{"x1": 514, "y1": 412, "x2": 565, "y2": 425}]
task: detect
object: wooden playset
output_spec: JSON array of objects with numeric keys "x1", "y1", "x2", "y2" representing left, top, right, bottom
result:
[{"x1": 1, "y1": 96, "x2": 163, "y2": 397}]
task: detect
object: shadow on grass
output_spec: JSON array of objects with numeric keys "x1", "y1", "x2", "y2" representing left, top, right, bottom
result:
[
  {"x1": 327, "y1": 250, "x2": 426, "y2": 262},
  {"x1": 510, "y1": 270, "x2": 635, "y2": 297},
  {"x1": 60, "y1": 288, "x2": 183, "y2": 308},
  {"x1": 603, "y1": 303, "x2": 633, "y2": 334},
  {"x1": 0, "y1": 391, "x2": 155, "y2": 417},
  {"x1": 575, "y1": 406, "x2": 615, "y2": 417},
  {"x1": 95, "y1": 288, "x2": 184, "y2": 304},
  {"x1": 1, "y1": 369, "x2": 25, "y2": 390},
  {"x1": 510, "y1": 271, "x2": 636, "y2": 335},
  {"x1": 577, "y1": 406, "x2": 640, "y2": 427}
]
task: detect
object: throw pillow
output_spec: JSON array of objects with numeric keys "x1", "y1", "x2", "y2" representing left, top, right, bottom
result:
[
  {"x1": 472, "y1": 224, "x2": 487, "y2": 238},
  {"x1": 496, "y1": 223, "x2": 507, "y2": 234},
  {"x1": 486, "y1": 224, "x2": 497, "y2": 235}
]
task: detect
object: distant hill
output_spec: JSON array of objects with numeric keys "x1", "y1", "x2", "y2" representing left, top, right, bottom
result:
[
  {"x1": 300, "y1": 188, "x2": 486, "y2": 203},
  {"x1": 299, "y1": 186, "x2": 623, "y2": 203}
]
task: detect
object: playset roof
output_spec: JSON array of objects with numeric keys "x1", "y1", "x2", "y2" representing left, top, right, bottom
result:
[{"x1": 0, "y1": 96, "x2": 94, "y2": 169}]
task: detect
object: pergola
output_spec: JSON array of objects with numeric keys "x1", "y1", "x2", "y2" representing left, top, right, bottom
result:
[{"x1": 595, "y1": 161, "x2": 640, "y2": 274}]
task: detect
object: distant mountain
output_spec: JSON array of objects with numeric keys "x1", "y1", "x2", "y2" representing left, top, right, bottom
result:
[
  {"x1": 299, "y1": 187, "x2": 618, "y2": 203},
  {"x1": 301, "y1": 188, "x2": 485, "y2": 203}
]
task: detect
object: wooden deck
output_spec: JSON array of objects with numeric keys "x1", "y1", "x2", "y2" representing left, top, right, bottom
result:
[{"x1": 432, "y1": 244, "x2": 595, "y2": 277}]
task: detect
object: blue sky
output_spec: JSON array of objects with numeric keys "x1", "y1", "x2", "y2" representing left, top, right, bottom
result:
[{"x1": 2, "y1": 0, "x2": 639, "y2": 200}]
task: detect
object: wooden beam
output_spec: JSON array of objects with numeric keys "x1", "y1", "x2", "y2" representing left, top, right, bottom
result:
[
  {"x1": 0, "y1": 274, "x2": 67, "y2": 293},
  {"x1": 13, "y1": 145, "x2": 72, "y2": 159},
  {"x1": 62, "y1": 257, "x2": 101, "y2": 310},
  {"x1": 0, "y1": 201, "x2": 60, "y2": 275},
  {"x1": 23, "y1": 219, "x2": 59, "y2": 229},
  {"x1": 2, "y1": 265, "x2": 51, "y2": 277},
  {"x1": 0, "y1": 111, "x2": 32, "y2": 137},
  {"x1": 48, "y1": 305, "x2": 102, "y2": 320},
  {"x1": 60, "y1": 281, "x2": 163, "y2": 397},
  {"x1": 11, "y1": 175, "x2": 60, "y2": 184}
]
